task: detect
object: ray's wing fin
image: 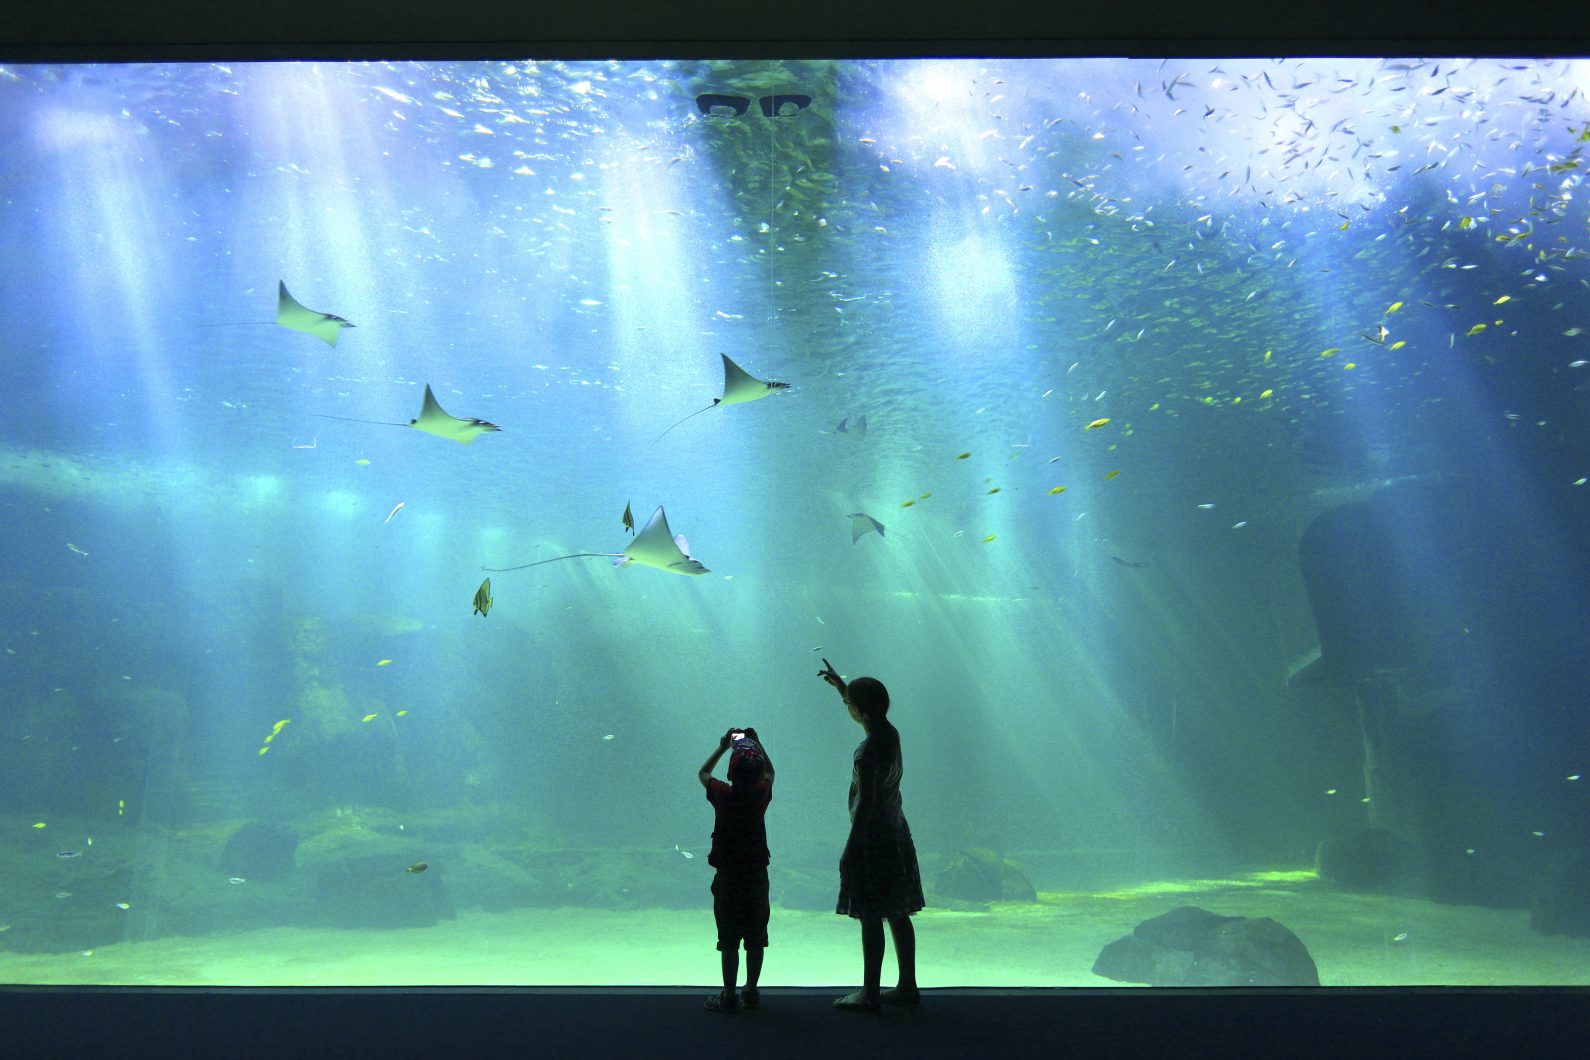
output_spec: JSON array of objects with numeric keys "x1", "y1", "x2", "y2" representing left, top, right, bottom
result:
[
  {"x1": 277, "y1": 281, "x2": 353, "y2": 346},
  {"x1": 849, "y1": 512, "x2": 884, "y2": 543},
  {"x1": 410, "y1": 384, "x2": 502, "y2": 444},
  {"x1": 717, "y1": 353, "x2": 789, "y2": 407},
  {"x1": 623, "y1": 507, "x2": 708, "y2": 575}
]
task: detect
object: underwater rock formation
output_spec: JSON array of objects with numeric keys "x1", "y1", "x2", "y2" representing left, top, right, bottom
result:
[
  {"x1": 219, "y1": 822, "x2": 298, "y2": 881},
  {"x1": 933, "y1": 848, "x2": 1037, "y2": 903},
  {"x1": 1092, "y1": 906, "x2": 1320, "y2": 986}
]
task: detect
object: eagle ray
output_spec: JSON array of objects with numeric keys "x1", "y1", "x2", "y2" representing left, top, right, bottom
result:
[
  {"x1": 483, "y1": 506, "x2": 708, "y2": 576},
  {"x1": 656, "y1": 354, "x2": 789, "y2": 441}
]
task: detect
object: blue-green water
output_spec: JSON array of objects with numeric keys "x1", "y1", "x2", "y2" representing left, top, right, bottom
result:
[{"x1": 1, "y1": 58, "x2": 1588, "y2": 985}]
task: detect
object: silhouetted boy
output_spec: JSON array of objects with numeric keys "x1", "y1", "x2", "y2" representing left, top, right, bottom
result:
[{"x1": 698, "y1": 726, "x2": 775, "y2": 1012}]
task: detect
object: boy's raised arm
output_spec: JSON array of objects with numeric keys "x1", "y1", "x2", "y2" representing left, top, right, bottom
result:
[
  {"x1": 758, "y1": 736, "x2": 774, "y2": 780},
  {"x1": 698, "y1": 729, "x2": 733, "y2": 789}
]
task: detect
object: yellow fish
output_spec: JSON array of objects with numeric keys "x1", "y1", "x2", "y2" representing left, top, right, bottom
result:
[
  {"x1": 920, "y1": 492, "x2": 932, "y2": 499},
  {"x1": 1259, "y1": 389, "x2": 1274, "y2": 399},
  {"x1": 473, "y1": 578, "x2": 492, "y2": 617},
  {"x1": 1319, "y1": 347, "x2": 1340, "y2": 357},
  {"x1": 901, "y1": 499, "x2": 916, "y2": 508},
  {"x1": 986, "y1": 487, "x2": 1001, "y2": 495},
  {"x1": 1467, "y1": 323, "x2": 1487, "y2": 337},
  {"x1": 1085, "y1": 418, "x2": 1111, "y2": 430},
  {"x1": 1385, "y1": 301, "x2": 1404, "y2": 314},
  {"x1": 1493, "y1": 295, "x2": 1511, "y2": 305},
  {"x1": 362, "y1": 713, "x2": 378, "y2": 723},
  {"x1": 982, "y1": 534, "x2": 996, "y2": 543},
  {"x1": 1104, "y1": 469, "x2": 1122, "y2": 480},
  {"x1": 355, "y1": 459, "x2": 371, "y2": 466},
  {"x1": 32, "y1": 822, "x2": 46, "y2": 829},
  {"x1": 1388, "y1": 341, "x2": 1406, "y2": 351},
  {"x1": 956, "y1": 451, "x2": 972, "y2": 460},
  {"x1": 1262, "y1": 350, "x2": 1271, "y2": 363},
  {"x1": 377, "y1": 659, "x2": 392, "y2": 667},
  {"x1": 258, "y1": 746, "x2": 270, "y2": 756},
  {"x1": 395, "y1": 710, "x2": 408, "y2": 717},
  {"x1": 1048, "y1": 486, "x2": 1067, "y2": 495}
]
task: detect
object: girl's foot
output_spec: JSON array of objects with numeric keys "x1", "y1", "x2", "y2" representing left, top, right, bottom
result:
[
  {"x1": 739, "y1": 986, "x2": 760, "y2": 1009},
  {"x1": 833, "y1": 988, "x2": 881, "y2": 1013},
  {"x1": 880, "y1": 986, "x2": 921, "y2": 1006},
  {"x1": 704, "y1": 990, "x2": 739, "y2": 1012}
]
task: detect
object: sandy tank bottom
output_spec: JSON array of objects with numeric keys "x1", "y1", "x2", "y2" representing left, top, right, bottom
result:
[{"x1": 3, "y1": 876, "x2": 1588, "y2": 987}]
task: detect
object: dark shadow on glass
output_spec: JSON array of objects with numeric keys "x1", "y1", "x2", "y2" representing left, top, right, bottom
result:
[
  {"x1": 758, "y1": 93, "x2": 812, "y2": 117},
  {"x1": 695, "y1": 93, "x2": 750, "y2": 117}
]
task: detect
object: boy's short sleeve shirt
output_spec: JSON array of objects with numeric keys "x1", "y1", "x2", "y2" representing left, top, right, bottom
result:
[{"x1": 705, "y1": 777, "x2": 773, "y2": 870}]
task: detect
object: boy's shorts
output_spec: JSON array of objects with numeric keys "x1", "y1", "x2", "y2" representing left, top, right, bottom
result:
[{"x1": 712, "y1": 867, "x2": 770, "y2": 951}]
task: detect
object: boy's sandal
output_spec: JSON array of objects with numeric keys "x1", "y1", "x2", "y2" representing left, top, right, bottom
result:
[
  {"x1": 704, "y1": 990, "x2": 739, "y2": 1012},
  {"x1": 833, "y1": 989, "x2": 882, "y2": 1013},
  {"x1": 739, "y1": 986, "x2": 760, "y2": 1009}
]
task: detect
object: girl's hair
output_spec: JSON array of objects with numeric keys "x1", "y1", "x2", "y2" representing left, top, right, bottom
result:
[{"x1": 847, "y1": 676, "x2": 890, "y2": 719}]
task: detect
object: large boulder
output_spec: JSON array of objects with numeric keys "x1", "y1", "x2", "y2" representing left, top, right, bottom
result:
[
  {"x1": 1093, "y1": 906, "x2": 1320, "y2": 986},
  {"x1": 933, "y1": 848, "x2": 1037, "y2": 903}
]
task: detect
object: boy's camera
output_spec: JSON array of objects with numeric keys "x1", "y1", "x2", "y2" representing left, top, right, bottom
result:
[{"x1": 730, "y1": 731, "x2": 746, "y2": 741}]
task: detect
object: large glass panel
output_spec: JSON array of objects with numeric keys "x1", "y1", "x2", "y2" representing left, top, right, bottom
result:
[{"x1": 1, "y1": 58, "x2": 1587, "y2": 987}]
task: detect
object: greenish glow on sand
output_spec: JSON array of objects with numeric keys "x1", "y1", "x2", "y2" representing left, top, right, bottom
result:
[
  {"x1": 1075, "y1": 868, "x2": 1323, "y2": 900},
  {"x1": 3, "y1": 873, "x2": 1587, "y2": 987}
]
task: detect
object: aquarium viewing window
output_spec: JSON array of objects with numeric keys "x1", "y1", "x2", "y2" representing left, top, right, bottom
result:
[{"x1": 1, "y1": 53, "x2": 1588, "y2": 995}]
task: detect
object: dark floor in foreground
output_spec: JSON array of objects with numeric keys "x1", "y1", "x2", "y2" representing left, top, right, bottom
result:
[{"x1": 4, "y1": 987, "x2": 1587, "y2": 1058}]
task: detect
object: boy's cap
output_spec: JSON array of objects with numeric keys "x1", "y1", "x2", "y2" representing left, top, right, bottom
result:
[{"x1": 727, "y1": 738, "x2": 765, "y2": 781}]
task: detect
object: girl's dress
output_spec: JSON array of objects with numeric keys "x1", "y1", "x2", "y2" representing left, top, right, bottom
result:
[{"x1": 837, "y1": 723, "x2": 925, "y2": 919}]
